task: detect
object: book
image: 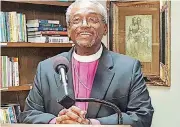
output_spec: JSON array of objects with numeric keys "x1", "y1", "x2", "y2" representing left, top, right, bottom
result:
[
  {"x1": 27, "y1": 23, "x2": 63, "y2": 28},
  {"x1": 27, "y1": 26, "x2": 66, "y2": 32},
  {"x1": 12, "y1": 57, "x2": 19, "y2": 86},
  {"x1": 27, "y1": 31, "x2": 68, "y2": 36},
  {"x1": 23, "y1": 14, "x2": 27, "y2": 42},
  {"x1": 0, "y1": 56, "x2": 2, "y2": 88},
  {"x1": 1, "y1": 104, "x2": 21, "y2": 123},
  {"x1": 0, "y1": 12, "x2": 7, "y2": 42},
  {"x1": 9, "y1": 12, "x2": 18, "y2": 42},
  {"x1": 27, "y1": 19, "x2": 60, "y2": 24},
  {"x1": 2, "y1": 12, "x2": 27, "y2": 42},
  {"x1": 7, "y1": 106, "x2": 17, "y2": 123},
  {"x1": 2, "y1": 56, "x2": 8, "y2": 88},
  {"x1": 0, "y1": 108, "x2": 8, "y2": 123},
  {"x1": 28, "y1": 36, "x2": 69, "y2": 43}
]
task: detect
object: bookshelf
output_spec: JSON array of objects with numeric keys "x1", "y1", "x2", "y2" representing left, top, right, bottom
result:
[
  {"x1": 0, "y1": 85, "x2": 32, "y2": 92},
  {"x1": 1, "y1": 0, "x2": 72, "y2": 111},
  {"x1": 3, "y1": 0, "x2": 72, "y2": 7},
  {"x1": 0, "y1": 42, "x2": 73, "y2": 47}
]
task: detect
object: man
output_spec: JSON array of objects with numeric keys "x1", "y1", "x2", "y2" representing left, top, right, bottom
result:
[{"x1": 19, "y1": 0, "x2": 154, "y2": 126}]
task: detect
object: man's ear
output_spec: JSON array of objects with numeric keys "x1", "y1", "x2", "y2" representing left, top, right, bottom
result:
[
  {"x1": 67, "y1": 27, "x2": 71, "y2": 38},
  {"x1": 103, "y1": 24, "x2": 108, "y2": 35}
]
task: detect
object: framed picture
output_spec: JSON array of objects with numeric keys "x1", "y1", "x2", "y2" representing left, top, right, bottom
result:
[
  {"x1": 108, "y1": 1, "x2": 171, "y2": 86},
  {"x1": 109, "y1": 1, "x2": 160, "y2": 77}
]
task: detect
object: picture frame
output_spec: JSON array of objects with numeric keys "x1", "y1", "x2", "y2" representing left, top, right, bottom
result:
[
  {"x1": 159, "y1": 1, "x2": 171, "y2": 86},
  {"x1": 108, "y1": 1, "x2": 171, "y2": 86},
  {"x1": 109, "y1": 1, "x2": 160, "y2": 77}
]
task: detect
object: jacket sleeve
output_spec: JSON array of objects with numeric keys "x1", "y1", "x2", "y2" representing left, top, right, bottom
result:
[
  {"x1": 97, "y1": 60, "x2": 154, "y2": 127},
  {"x1": 18, "y1": 63, "x2": 56, "y2": 123}
]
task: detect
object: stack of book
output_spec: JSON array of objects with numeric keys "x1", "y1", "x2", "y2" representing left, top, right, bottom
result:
[
  {"x1": 0, "y1": 56, "x2": 19, "y2": 88},
  {"x1": 0, "y1": 104, "x2": 21, "y2": 123},
  {"x1": 27, "y1": 19, "x2": 69, "y2": 43},
  {"x1": 0, "y1": 11, "x2": 27, "y2": 42}
]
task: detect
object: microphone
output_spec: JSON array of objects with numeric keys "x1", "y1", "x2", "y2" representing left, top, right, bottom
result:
[
  {"x1": 53, "y1": 56, "x2": 75, "y2": 109},
  {"x1": 53, "y1": 56, "x2": 123, "y2": 124}
]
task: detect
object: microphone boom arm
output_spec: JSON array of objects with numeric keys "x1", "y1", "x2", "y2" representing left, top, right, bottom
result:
[{"x1": 75, "y1": 98, "x2": 123, "y2": 124}]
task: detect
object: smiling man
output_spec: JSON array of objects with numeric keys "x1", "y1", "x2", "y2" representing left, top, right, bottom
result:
[{"x1": 19, "y1": 0, "x2": 154, "y2": 127}]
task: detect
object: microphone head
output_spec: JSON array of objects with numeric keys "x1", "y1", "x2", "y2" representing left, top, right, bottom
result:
[{"x1": 53, "y1": 56, "x2": 69, "y2": 74}]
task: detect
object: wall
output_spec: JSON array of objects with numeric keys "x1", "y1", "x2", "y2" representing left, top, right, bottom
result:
[
  {"x1": 148, "y1": 1, "x2": 180, "y2": 127},
  {"x1": 101, "y1": 1, "x2": 180, "y2": 127}
]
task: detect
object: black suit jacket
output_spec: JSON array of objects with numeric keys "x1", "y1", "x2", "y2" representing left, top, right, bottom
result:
[{"x1": 19, "y1": 46, "x2": 154, "y2": 127}]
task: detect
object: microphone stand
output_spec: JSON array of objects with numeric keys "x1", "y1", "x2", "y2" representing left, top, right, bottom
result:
[{"x1": 75, "y1": 98, "x2": 123, "y2": 124}]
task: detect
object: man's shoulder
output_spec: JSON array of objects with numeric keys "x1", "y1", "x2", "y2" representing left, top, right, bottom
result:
[
  {"x1": 108, "y1": 50, "x2": 137, "y2": 64},
  {"x1": 39, "y1": 51, "x2": 69, "y2": 67},
  {"x1": 107, "y1": 51, "x2": 140, "y2": 75}
]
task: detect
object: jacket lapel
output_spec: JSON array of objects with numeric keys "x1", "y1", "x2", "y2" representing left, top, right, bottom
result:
[
  {"x1": 54, "y1": 45, "x2": 115, "y2": 118},
  {"x1": 54, "y1": 47, "x2": 75, "y2": 105},
  {"x1": 87, "y1": 47, "x2": 115, "y2": 118}
]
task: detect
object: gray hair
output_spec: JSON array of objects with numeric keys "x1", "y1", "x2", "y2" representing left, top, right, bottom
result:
[{"x1": 66, "y1": 0, "x2": 107, "y2": 26}]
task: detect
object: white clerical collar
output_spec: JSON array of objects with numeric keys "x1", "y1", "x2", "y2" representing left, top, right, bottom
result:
[{"x1": 73, "y1": 45, "x2": 103, "y2": 62}]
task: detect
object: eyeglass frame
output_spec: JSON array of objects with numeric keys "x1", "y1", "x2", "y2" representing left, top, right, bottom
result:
[{"x1": 68, "y1": 13, "x2": 106, "y2": 27}]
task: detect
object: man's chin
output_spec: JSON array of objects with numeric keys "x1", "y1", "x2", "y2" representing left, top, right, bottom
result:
[{"x1": 76, "y1": 40, "x2": 95, "y2": 48}]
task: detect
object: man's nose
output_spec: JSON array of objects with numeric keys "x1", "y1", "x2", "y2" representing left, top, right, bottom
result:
[{"x1": 82, "y1": 18, "x2": 89, "y2": 26}]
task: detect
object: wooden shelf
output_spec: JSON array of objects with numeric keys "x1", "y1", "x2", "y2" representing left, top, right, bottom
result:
[
  {"x1": 2, "y1": 0, "x2": 72, "y2": 7},
  {"x1": 0, "y1": 42, "x2": 74, "y2": 48},
  {"x1": 0, "y1": 85, "x2": 32, "y2": 92}
]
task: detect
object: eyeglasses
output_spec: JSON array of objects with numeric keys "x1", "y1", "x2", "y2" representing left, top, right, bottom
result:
[{"x1": 69, "y1": 16, "x2": 102, "y2": 27}]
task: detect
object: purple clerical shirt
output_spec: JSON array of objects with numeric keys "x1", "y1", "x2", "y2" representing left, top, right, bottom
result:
[{"x1": 49, "y1": 57, "x2": 100, "y2": 124}]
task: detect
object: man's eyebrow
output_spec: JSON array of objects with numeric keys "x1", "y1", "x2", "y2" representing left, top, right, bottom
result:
[{"x1": 72, "y1": 11, "x2": 100, "y2": 16}]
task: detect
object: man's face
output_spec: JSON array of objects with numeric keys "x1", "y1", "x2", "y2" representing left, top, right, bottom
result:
[{"x1": 67, "y1": 3, "x2": 107, "y2": 48}]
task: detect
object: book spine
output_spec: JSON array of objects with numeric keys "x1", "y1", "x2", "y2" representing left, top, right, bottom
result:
[
  {"x1": 41, "y1": 31, "x2": 68, "y2": 36},
  {"x1": 3, "y1": 12, "x2": 7, "y2": 42},
  {"x1": 0, "y1": 109, "x2": 7, "y2": 123},
  {"x1": 0, "y1": 109, "x2": 5, "y2": 123},
  {"x1": 28, "y1": 36, "x2": 69, "y2": 43},
  {"x1": 39, "y1": 23, "x2": 62, "y2": 28},
  {"x1": 9, "y1": 12, "x2": 18, "y2": 42},
  {"x1": 9, "y1": 12, "x2": 13, "y2": 42},
  {"x1": 11, "y1": 106, "x2": 17, "y2": 123},
  {"x1": 0, "y1": 56, "x2": 2, "y2": 88},
  {"x1": 28, "y1": 27, "x2": 64, "y2": 32},
  {"x1": 8, "y1": 106, "x2": 17, "y2": 123},
  {"x1": 5, "y1": 56, "x2": 8, "y2": 87},
  {"x1": 0, "y1": 12, "x2": 6, "y2": 42},
  {"x1": 13, "y1": 57, "x2": 19, "y2": 86},
  {"x1": 23, "y1": 14, "x2": 27, "y2": 42},
  {"x1": 13, "y1": 105, "x2": 21, "y2": 118},
  {"x1": 7, "y1": 57, "x2": 12, "y2": 87},
  {"x1": 5, "y1": 108, "x2": 11, "y2": 123},
  {"x1": 9, "y1": 58, "x2": 13, "y2": 87},
  {"x1": 0, "y1": 12, "x2": 3, "y2": 42},
  {"x1": 17, "y1": 13, "x2": 22, "y2": 42},
  {"x1": 19, "y1": 14, "x2": 23, "y2": 42},
  {"x1": 1, "y1": 56, "x2": 4, "y2": 88},
  {"x1": 11, "y1": 58, "x2": 14, "y2": 86},
  {"x1": 48, "y1": 36, "x2": 69, "y2": 43},
  {"x1": 5, "y1": 12, "x2": 10, "y2": 42},
  {"x1": 2, "y1": 56, "x2": 8, "y2": 88},
  {"x1": 39, "y1": 20, "x2": 59, "y2": 24}
]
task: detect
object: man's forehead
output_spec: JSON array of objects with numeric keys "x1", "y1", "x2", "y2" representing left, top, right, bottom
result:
[
  {"x1": 72, "y1": 9, "x2": 100, "y2": 16},
  {"x1": 70, "y1": 3, "x2": 101, "y2": 16}
]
